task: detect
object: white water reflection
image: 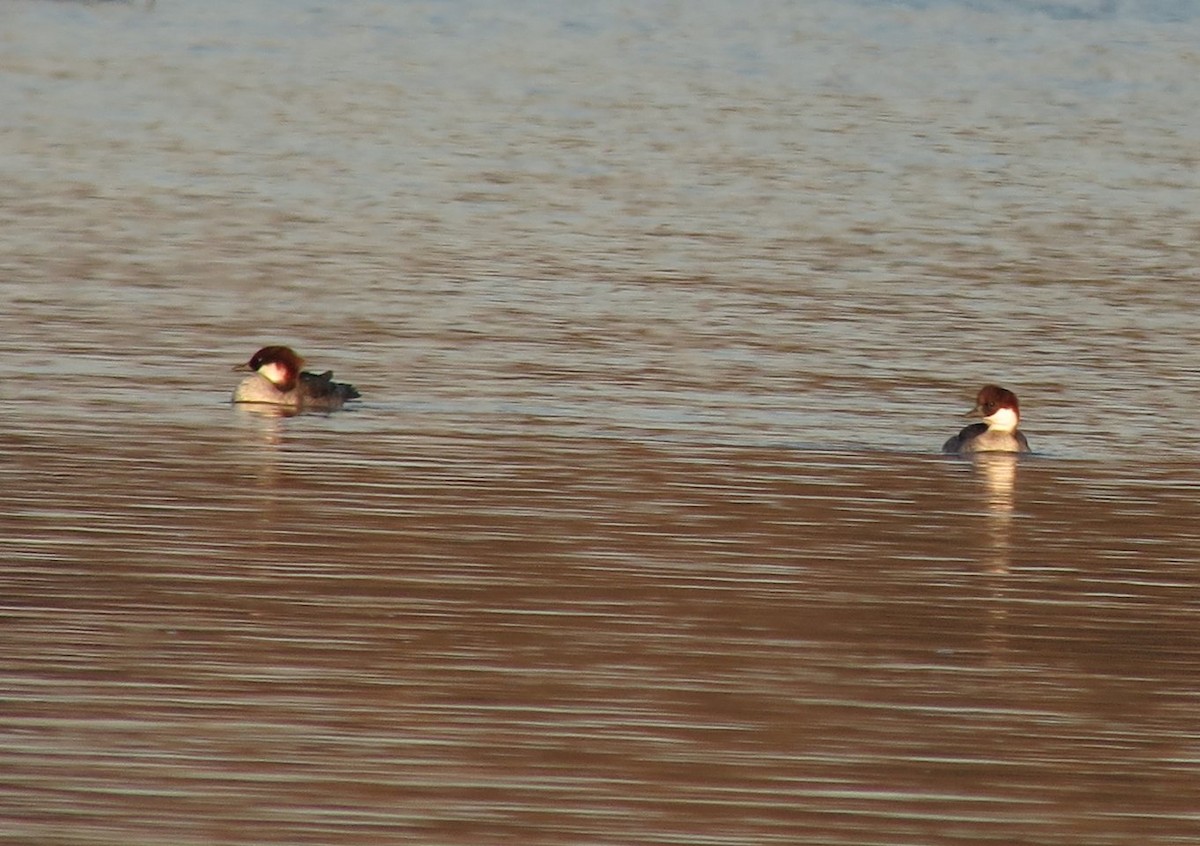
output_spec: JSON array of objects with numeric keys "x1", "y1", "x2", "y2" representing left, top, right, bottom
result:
[
  {"x1": 975, "y1": 452, "x2": 1019, "y2": 575},
  {"x1": 3, "y1": 0, "x2": 1200, "y2": 844}
]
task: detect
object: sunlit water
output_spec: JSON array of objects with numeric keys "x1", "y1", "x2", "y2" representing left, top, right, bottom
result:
[{"x1": 2, "y1": 1, "x2": 1199, "y2": 844}]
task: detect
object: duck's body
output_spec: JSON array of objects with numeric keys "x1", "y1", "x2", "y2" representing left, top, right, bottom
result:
[
  {"x1": 232, "y1": 345, "x2": 360, "y2": 412},
  {"x1": 942, "y1": 385, "x2": 1031, "y2": 455}
]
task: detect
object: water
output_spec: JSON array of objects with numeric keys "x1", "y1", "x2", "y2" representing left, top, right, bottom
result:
[{"x1": 2, "y1": 1, "x2": 1199, "y2": 843}]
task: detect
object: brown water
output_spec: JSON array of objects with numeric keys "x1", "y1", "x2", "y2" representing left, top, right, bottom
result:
[{"x1": 3, "y1": 1, "x2": 1200, "y2": 844}]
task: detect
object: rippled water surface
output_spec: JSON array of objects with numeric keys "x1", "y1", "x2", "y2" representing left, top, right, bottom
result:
[{"x1": 3, "y1": 0, "x2": 1199, "y2": 843}]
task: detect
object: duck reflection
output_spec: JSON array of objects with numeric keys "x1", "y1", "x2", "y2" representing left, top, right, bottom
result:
[
  {"x1": 232, "y1": 402, "x2": 290, "y2": 446},
  {"x1": 973, "y1": 452, "x2": 1018, "y2": 575},
  {"x1": 230, "y1": 405, "x2": 287, "y2": 528},
  {"x1": 968, "y1": 452, "x2": 1023, "y2": 666}
]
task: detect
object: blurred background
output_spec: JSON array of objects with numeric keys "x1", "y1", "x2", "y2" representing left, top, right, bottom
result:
[{"x1": 2, "y1": 1, "x2": 1198, "y2": 843}]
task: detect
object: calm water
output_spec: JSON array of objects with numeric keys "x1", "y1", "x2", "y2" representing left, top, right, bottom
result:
[{"x1": 2, "y1": 0, "x2": 1200, "y2": 843}]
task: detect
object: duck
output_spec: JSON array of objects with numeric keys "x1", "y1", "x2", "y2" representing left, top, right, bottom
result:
[
  {"x1": 942, "y1": 384, "x2": 1031, "y2": 454},
  {"x1": 232, "y1": 345, "x2": 360, "y2": 411}
]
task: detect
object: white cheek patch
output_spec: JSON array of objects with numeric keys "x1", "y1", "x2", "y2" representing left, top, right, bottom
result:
[
  {"x1": 984, "y1": 406, "x2": 1019, "y2": 433},
  {"x1": 259, "y1": 361, "x2": 291, "y2": 386}
]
